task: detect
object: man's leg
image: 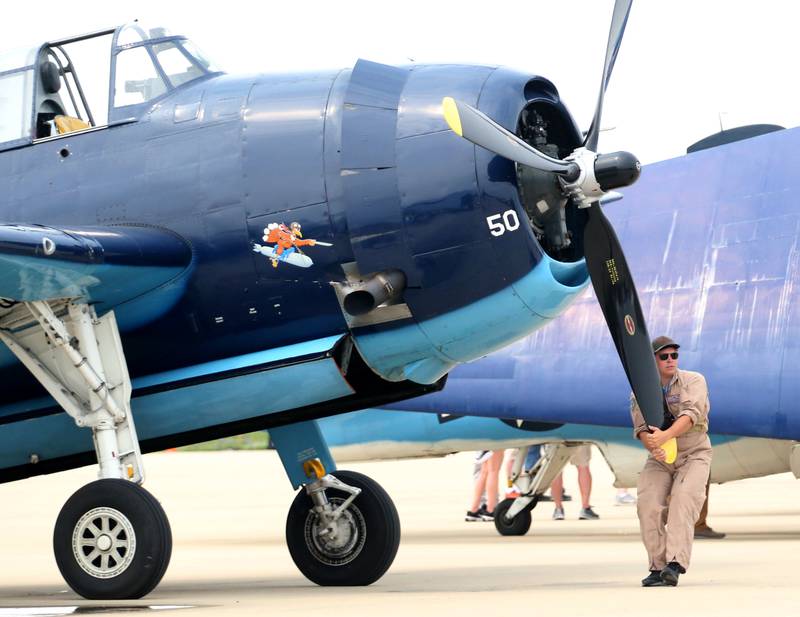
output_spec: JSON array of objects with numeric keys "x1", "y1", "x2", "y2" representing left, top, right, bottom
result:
[
  {"x1": 484, "y1": 450, "x2": 504, "y2": 513},
  {"x1": 577, "y1": 465, "x2": 592, "y2": 509},
  {"x1": 666, "y1": 455, "x2": 711, "y2": 570},
  {"x1": 637, "y1": 458, "x2": 672, "y2": 571},
  {"x1": 551, "y1": 472, "x2": 564, "y2": 519},
  {"x1": 469, "y1": 460, "x2": 489, "y2": 513}
]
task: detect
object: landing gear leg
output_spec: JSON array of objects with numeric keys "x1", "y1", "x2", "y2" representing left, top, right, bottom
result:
[
  {"x1": 271, "y1": 421, "x2": 400, "y2": 585},
  {"x1": 494, "y1": 443, "x2": 582, "y2": 536},
  {"x1": 0, "y1": 301, "x2": 171, "y2": 598}
]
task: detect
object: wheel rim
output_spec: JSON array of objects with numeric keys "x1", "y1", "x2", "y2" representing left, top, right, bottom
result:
[
  {"x1": 304, "y1": 497, "x2": 366, "y2": 566},
  {"x1": 72, "y1": 507, "x2": 137, "y2": 579}
]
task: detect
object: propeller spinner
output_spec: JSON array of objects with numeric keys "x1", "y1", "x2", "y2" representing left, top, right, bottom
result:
[{"x1": 442, "y1": 0, "x2": 667, "y2": 429}]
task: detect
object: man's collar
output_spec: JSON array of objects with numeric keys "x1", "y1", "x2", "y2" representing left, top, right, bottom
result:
[{"x1": 662, "y1": 369, "x2": 680, "y2": 389}]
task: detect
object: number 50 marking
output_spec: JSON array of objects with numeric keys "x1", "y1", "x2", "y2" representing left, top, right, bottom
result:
[{"x1": 486, "y1": 210, "x2": 520, "y2": 236}]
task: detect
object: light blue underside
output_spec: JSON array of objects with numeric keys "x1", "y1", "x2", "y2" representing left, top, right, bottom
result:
[
  {"x1": 319, "y1": 408, "x2": 738, "y2": 448},
  {"x1": 0, "y1": 254, "x2": 183, "y2": 305},
  {"x1": 0, "y1": 257, "x2": 193, "y2": 368},
  {"x1": 353, "y1": 254, "x2": 589, "y2": 384},
  {"x1": 0, "y1": 335, "x2": 351, "y2": 470}
]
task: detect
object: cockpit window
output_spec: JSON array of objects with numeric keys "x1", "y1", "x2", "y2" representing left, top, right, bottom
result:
[
  {"x1": 110, "y1": 23, "x2": 221, "y2": 114},
  {"x1": 179, "y1": 40, "x2": 218, "y2": 73},
  {"x1": 0, "y1": 70, "x2": 33, "y2": 144},
  {"x1": 0, "y1": 47, "x2": 37, "y2": 72},
  {"x1": 0, "y1": 24, "x2": 224, "y2": 148},
  {"x1": 152, "y1": 41, "x2": 204, "y2": 88},
  {"x1": 0, "y1": 46, "x2": 37, "y2": 145},
  {"x1": 114, "y1": 45, "x2": 167, "y2": 107}
]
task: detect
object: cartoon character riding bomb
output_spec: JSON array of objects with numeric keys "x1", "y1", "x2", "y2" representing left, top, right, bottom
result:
[{"x1": 252, "y1": 221, "x2": 332, "y2": 268}]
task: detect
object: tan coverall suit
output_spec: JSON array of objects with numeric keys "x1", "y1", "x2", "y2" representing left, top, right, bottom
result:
[{"x1": 630, "y1": 369, "x2": 712, "y2": 571}]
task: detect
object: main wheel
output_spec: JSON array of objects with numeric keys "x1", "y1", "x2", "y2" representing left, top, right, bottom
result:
[
  {"x1": 286, "y1": 470, "x2": 400, "y2": 586},
  {"x1": 494, "y1": 498, "x2": 532, "y2": 536},
  {"x1": 53, "y1": 479, "x2": 172, "y2": 599}
]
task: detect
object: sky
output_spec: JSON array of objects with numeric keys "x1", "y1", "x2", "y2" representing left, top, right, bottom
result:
[{"x1": 1, "y1": 0, "x2": 798, "y2": 164}]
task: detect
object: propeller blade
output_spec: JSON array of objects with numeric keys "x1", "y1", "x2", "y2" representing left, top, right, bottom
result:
[
  {"x1": 442, "y1": 97, "x2": 579, "y2": 178},
  {"x1": 582, "y1": 203, "x2": 666, "y2": 428},
  {"x1": 583, "y1": 0, "x2": 634, "y2": 152}
]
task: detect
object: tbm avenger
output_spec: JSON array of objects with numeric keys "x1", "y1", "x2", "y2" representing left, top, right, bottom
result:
[{"x1": 0, "y1": 1, "x2": 667, "y2": 599}]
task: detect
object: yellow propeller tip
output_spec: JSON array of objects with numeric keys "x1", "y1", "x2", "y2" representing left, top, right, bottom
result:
[
  {"x1": 662, "y1": 437, "x2": 678, "y2": 464},
  {"x1": 442, "y1": 97, "x2": 463, "y2": 137}
]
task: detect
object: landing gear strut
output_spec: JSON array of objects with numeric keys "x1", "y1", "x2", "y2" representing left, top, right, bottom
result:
[
  {"x1": 494, "y1": 443, "x2": 585, "y2": 536},
  {"x1": 0, "y1": 301, "x2": 171, "y2": 598}
]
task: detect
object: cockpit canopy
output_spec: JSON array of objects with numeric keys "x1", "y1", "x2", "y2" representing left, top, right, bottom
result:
[{"x1": 0, "y1": 23, "x2": 221, "y2": 149}]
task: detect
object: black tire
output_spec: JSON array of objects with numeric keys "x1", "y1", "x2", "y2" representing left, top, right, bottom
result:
[
  {"x1": 494, "y1": 498, "x2": 532, "y2": 536},
  {"x1": 53, "y1": 479, "x2": 172, "y2": 599},
  {"x1": 286, "y1": 470, "x2": 400, "y2": 586}
]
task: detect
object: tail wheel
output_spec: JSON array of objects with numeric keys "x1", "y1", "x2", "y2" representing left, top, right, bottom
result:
[
  {"x1": 53, "y1": 479, "x2": 172, "y2": 599},
  {"x1": 494, "y1": 497, "x2": 532, "y2": 536},
  {"x1": 286, "y1": 470, "x2": 400, "y2": 585}
]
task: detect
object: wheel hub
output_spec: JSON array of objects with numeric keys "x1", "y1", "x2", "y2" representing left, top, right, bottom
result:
[
  {"x1": 304, "y1": 497, "x2": 366, "y2": 566},
  {"x1": 72, "y1": 507, "x2": 136, "y2": 579},
  {"x1": 96, "y1": 534, "x2": 112, "y2": 551}
]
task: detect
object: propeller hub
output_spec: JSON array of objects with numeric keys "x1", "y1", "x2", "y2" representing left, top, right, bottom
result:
[{"x1": 594, "y1": 151, "x2": 641, "y2": 191}]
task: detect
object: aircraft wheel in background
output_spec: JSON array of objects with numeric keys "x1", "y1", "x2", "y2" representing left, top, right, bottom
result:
[
  {"x1": 286, "y1": 469, "x2": 400, "y2": 585},
  {"x1": 494, "y1": 498, "x2": 532, "y2": 536},
  {"x1": 53, "y1": 479, "x2": 172, "y2": 599}
]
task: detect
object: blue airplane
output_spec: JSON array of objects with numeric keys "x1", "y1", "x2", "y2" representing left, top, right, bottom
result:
[{"x1": 0, "y1": 1, "x2": 674, "y2": 599}]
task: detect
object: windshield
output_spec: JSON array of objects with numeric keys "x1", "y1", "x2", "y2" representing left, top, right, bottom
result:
[
  {"x1": 0, "y1": 46, "x2": 38, "y2": 144},
  {"x1": 111, "y1": 23, "x2": 221, "y2": 114}
]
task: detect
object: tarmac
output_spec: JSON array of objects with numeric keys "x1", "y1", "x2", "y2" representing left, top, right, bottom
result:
[{"x1": 0, "y1": 449, "x2": 798, "y2": 617}]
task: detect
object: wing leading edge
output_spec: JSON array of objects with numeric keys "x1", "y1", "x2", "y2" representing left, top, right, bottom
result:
[{"x1": 0, "y1": 223, "x2": 193, "y2": 308}]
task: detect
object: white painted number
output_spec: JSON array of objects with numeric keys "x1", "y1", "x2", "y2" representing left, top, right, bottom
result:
[
  {"x1": 503, "y1": 210, "x2": 520, "y2": 231},
  {"x1": 486, "y1": 210, "x2": 520, "y2": 236}
]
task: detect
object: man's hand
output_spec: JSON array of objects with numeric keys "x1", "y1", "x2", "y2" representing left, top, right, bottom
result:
[
  {"x1": 652, "y1": 447, "x2": 667, "y2": 462},
  {"x1": 643, "y1": 426, "x2": 669, "y2": 450}
]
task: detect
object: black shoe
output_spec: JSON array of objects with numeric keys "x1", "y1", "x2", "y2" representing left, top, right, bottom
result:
[
  {"x1": 477, "y1": 504, "x2": 494, "y2": 521},
  {"x1": 465, "y1": 510, "x2": 482, "y2": 522},
  {"x1": 660, "y1": 562, "x2": 685, "y2": 586},
  {"x1": 641, "y1": 571, "x2": 665, "y2": 587}
]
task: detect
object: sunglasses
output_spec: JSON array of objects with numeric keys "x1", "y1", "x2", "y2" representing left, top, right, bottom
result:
[{"x1": 657, "y1": 352, "x2": 679, "y2": 361}]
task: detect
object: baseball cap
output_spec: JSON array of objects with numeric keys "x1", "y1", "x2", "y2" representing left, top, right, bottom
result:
[{"x1": 652, "y1": 335, "x2": 680, "y2": 354}]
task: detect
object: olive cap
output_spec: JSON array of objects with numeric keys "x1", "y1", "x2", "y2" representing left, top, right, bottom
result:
[{"x1": 652, "y1": 335, "x2": 680, "y2": 354}]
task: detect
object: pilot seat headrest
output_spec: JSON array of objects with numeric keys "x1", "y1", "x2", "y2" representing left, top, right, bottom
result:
[{"x1": 41, "y1": 61, "x2": 61, "y2": 94}]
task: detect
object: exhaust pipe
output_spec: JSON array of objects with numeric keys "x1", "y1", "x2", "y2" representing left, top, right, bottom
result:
[{"x1": 343, "y1": 270, "x2": 406, "y2": 316}]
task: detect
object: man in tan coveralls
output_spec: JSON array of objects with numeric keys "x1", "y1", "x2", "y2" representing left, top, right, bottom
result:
[{"x1": 631, "y1": 336, "x2": 712, "y2": 587}]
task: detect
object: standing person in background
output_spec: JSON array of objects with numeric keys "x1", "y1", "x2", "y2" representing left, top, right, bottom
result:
[
  {"x1": 616, "y1": 488, "x2": 637, "y2": 505},
  {"x1": 465, "y1": 450, "x2": 504, "y2": 521},
  {"x1": 632, "y1": 336, "x2": 712, "y2": 587},
  {"x1": 551, "y1": 445, "x2": 599, "y2": 520},
  {"x1": 694, "y1": 481, "x2": 726, "y2": 538}
]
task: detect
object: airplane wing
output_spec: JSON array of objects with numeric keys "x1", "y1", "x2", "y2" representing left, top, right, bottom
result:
[{"x1": 0, "y1": 223, "x2": 192, "y2": 311}]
